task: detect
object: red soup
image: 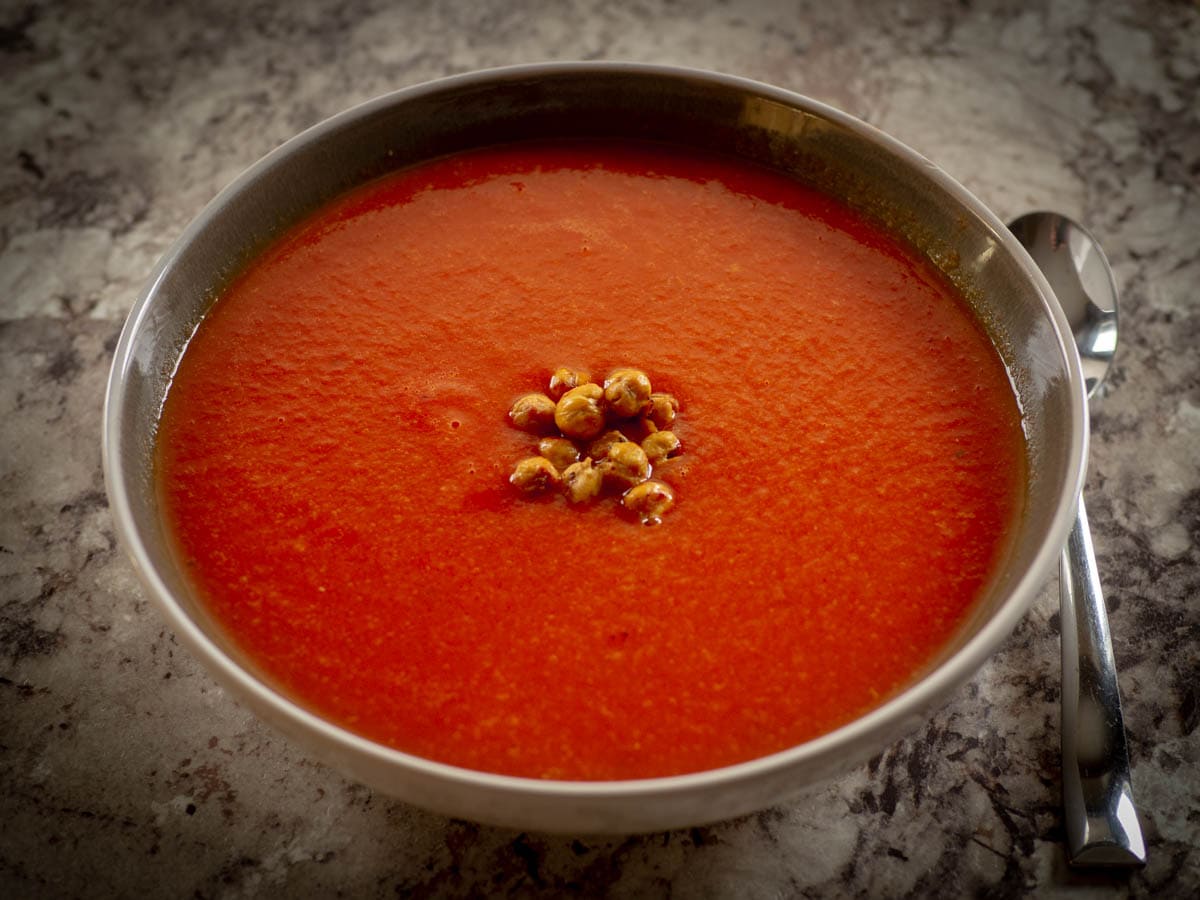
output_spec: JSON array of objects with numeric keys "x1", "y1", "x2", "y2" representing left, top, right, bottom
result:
[{"x1": 156, "y1": 141, "x2": 1026, "y2": 780}]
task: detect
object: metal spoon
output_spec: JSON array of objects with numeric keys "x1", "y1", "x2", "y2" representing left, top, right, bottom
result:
[{"x1": 1009, "y1": 211, "x2": 1146, "y2": 867}]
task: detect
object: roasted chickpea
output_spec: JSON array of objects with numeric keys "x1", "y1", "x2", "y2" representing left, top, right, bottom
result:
[
  {"x1": 554, "y1": 383, "x2": 606, "y2": 440},
  {"x1": 561, "y1": 458, "x2": 603, "y2": 504},
  {"x1": 548, "y1": 366, "x2": 591, "y2": 401},
  {"x1": 645, "y1": 392, "x2": 679, "y2": 430},
  {"x1": 601, "y1": 441, "x2": 650, "y2": 487},
  {"x1": 537, "y1": 436, "x2": 580, "y2": 471},
  {"x1": 603, "y1": 368, "x2": 653, "y2": 418},
  {"x1": 623, "y1": 479, "x2": 675, "y2": 524},
  {"x1": 641, "y1": 430, "x2": 681, "y2": 463},
  {"x1": 507, "y1": 393, "x2": 557, "y2": 433},
  {"x1": 509, "y1": 456, "x2": 561, "y2": 495},
  {"x1": 586, "y1": 429, "x2": 629, "y2": 461}
]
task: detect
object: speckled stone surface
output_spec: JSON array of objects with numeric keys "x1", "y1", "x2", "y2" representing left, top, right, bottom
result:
[{"x1": 2, "y1": 0, "x2": 1197, "y2": 896}]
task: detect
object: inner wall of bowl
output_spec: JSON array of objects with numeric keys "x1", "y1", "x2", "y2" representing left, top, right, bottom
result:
[{"x1": 118, "y1": 67, "x2": 1073, "y2": 690}]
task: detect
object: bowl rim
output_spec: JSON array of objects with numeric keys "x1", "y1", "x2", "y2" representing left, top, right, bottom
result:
[{"x1": 103, "y1": 60, "x2": 1087, "y2": 806}]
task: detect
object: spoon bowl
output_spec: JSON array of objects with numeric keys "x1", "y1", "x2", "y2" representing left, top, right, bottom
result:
[{"x1": 1009, "y1": 213, "x2": 1119, "y2": 396}]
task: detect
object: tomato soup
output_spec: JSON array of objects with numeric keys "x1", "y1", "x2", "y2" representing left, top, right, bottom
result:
[{"x1": 156, "y1": 141, "x2": 1025, "y2": 780}]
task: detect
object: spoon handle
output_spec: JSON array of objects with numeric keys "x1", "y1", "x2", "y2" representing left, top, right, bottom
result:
[{"x1": 1060, "y1": 497, "x2": 1146, "y2": 866}]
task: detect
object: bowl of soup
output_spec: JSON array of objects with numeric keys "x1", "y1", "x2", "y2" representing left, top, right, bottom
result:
[{"x1": 103, "y1": 63, "x2": 1085, "y2": 833}]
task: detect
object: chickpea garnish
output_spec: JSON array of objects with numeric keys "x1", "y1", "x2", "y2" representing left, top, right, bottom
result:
[
  {"x1": 562, "y1": 458, "x2": 603, "y2": 504},
  {"x1": 538, "y1": 436, "x2": 580, "y2": 471},
  {"x1": 548, "y1": 366, "x2": 591, "y2": 401},
  {"x1": 641, "y1": 430, "x2": 681, "y2": 463},
  {"x1": 508, "y1": 393, "x2": 557, "y2": 433},
  {"x1": 503, "y1": 366, "x2": 681, "y2": 524},
  {"x1": 645, "y1": 392, "x2": 679, "y2": 430},
  {"x1": 554, "y1": 383, "x2": 606, "y2": 441},
  {"x1": 587, "y1": 429, "x2": 630, "y2": 461},
  {"x1": 623, "y1": 480, "x2": 675, "y2": 524},
  {"x1": 603, "y1": 368, "x2": 653, "y2": 418},
  {"x1": 601, "y1": 441, "x2": 650, "y2": 487},
  {"x1": 509, "y1": 456, "x2": 562, "y2": 495}
]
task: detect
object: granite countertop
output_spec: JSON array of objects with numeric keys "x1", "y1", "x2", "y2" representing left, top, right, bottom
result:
[{"x1": 2, "y1": 0, "x2": 1197, "y2": 896}]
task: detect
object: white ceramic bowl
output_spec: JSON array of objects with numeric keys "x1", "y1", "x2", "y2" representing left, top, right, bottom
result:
[{"x1": 103, "y1": 63, "x2": 1085, "y2": 833}]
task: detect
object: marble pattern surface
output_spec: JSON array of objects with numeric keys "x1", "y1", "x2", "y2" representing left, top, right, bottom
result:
[{"x1": 1, "y1": 0, "x2": 1197, "y2": 895}]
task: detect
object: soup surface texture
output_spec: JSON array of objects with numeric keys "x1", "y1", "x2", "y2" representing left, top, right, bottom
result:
[{"x1": 157, "y1": 141, "x2": 1025, "y2": 780}]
